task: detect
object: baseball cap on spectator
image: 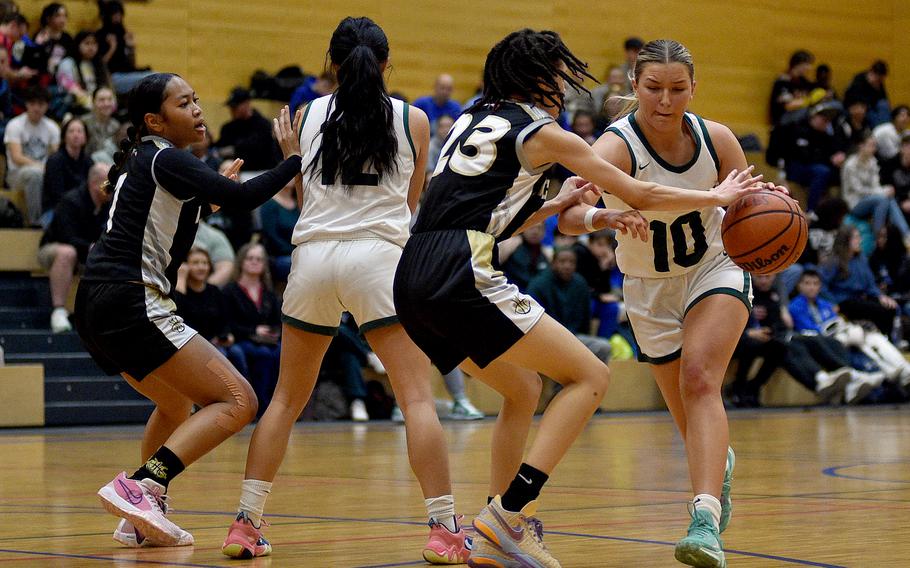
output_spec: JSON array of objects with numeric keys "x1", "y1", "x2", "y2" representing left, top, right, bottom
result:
[
  {"x1": 225, "y1": 87, "x2": 252, "y2": 107},
  {"x1": 809, "y1": 100, "x2": 842, "y2": 119}
]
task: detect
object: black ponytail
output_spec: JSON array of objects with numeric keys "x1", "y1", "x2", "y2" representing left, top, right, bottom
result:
[
  {"x1": 305, "y1": 16, "x2": 397, "y2": 189},
  {"x1": 105, "y1": 72, "x2": 178, "y2": 191}
]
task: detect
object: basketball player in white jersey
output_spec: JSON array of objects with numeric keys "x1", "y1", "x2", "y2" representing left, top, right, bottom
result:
[
  {"x1": 560, "y1": 39, "x2": 787, "y2": 568},
  {"x1": 221, "y1": 17, "x2": 470, "y2": 564}
]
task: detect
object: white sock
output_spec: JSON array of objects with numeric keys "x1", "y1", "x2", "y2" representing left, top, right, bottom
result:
[
  {"x1": 693, "y1": 494, "x2": 722, "y2": 527},
  {"x1": 239, "y1": 479, "x2": 273, "y2": 528},
  {"x1": 425, "y1": 494, "x2": 458, "y2": 533}
]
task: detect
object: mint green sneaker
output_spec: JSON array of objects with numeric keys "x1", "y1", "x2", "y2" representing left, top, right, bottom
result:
[
  {"x1": 719, "y1": 446, "x2": 734, "y2": 533},
  {"x1": 675, "y1": 506, "x2": 726, "y2": 568}
]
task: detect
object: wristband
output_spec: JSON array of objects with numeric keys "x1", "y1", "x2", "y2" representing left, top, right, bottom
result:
[{"x1": 584, "y1": 207, "x2": 598, "y2": 232}]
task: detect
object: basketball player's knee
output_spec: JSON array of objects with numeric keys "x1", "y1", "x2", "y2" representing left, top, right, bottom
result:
[
  {"x1": 205, "y1": 357, "x2": 258, "y2": 432},
  {"x1": 585, "y1": 365, "x2": 611, "y2": 399},
  {"x1": 157, "y1": 398, "x2": 193, "y2": 423},
  {"x1": 680, "y1": 362, "x2": 715, "y2": 400},
  {"x1": 503, "y1": 373, "x2": 542, "y2": 406}
]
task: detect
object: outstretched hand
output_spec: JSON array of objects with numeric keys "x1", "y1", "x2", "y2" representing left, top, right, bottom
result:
[
  {"x1": 273, "y1": 105, "x2": 302, "y2": 159},
  {"x1": 554, "y1": 176, "x2": 601, "y2": 211},
  {"x1": 714, "y1": 166, "x2": 764, "y2": 206}
]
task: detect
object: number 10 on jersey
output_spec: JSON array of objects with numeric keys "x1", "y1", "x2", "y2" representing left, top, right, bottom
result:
[{"x1": 649, "y1": 211, "x2": 708, "y2": 272}]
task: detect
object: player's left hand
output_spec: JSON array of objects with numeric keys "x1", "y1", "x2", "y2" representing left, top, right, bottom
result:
[
  {"x1": 554, "y1": 176, "x2": 600, "y2": 210},
  {"x1": 598, "y1": 209, "x2": 649, "y2": 241},
  {"x1": 756, "y1": 181, "x2": 790, "y2": 195}
]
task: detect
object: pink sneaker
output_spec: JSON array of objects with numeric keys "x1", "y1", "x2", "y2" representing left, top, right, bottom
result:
[
  {"x1": 112, "y1": 494, "x2": 193, "y2": 547},
  {"x1": 423, "y1": 515, "x2": 472, "y2": 564},
  {"x1": 97, "y1": 472, "x2": 193, "y2": 547},
  {"x1": 222, "y1": 512, "x2": 272, "y2": 558}
]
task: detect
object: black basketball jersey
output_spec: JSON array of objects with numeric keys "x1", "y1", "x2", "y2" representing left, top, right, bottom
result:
[
  {"x1": 413, "y1": 101, "x2": 554, "y2": 240},
  {"x1": 83, "y1": 136, "x2": 301, "y2": 295}
]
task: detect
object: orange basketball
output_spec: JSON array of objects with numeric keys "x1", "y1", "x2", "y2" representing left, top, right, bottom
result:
[{"x1": 721, "y1": 190, "x2": 807, "y2": 275}]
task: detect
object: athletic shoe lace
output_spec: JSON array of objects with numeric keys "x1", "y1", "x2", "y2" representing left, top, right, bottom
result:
[{"x1": 527, "y1": 516, "x2": 549, "y2": 551}]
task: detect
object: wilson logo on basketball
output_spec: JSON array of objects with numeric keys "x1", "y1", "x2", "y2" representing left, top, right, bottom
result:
[{"x1": 739, "y1": 243, "x2": 790, "y2": 272}]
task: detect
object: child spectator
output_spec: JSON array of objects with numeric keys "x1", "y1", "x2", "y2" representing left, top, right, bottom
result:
[
  {"x1": 42, "y1": 116, "x2": 92, "y2": 226},
  {"x1": 4, "y1": 86, "x2": 59, "y2": 226},
  {"x1": 223, "y1": 243, "x2": 282, "y2": 415},
  {"x1": 97, "y1": 0, "x2": 153, "y2": 94},
  {"x1": 498, "y1": 222, "x2": 551, "y2": 292},
  {"x1": 575, "y1": 229, "x2": 625, "y2": 339},
  {"x1": 571, "y1": 110, "x2": 597, "y2": 145},
  {"x1": 33, "y1": 3, "x2": 74, "y2": 77}
]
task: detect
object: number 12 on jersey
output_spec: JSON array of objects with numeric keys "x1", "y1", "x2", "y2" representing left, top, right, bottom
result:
[{"x1": 649, "y1": 211, "x2": 708, "y2": 272}]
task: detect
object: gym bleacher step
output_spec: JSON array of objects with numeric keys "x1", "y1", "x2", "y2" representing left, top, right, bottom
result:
[
  {"x1": 44, "y1": 375, "x2": 145, "y2": 403},
  {"x1": 5, "y1": 351, "x2": 102, "y2": 376},
  {"x1": 0, "y1": 281, "x2": 49, "y2": 307},
  {"x1": 44, "y1": 399, "x2": 155, "y2": 426},
  {"x1": 0, "y1": 329, "x2": 84, "y2": 353},
  {"x1": 0, "y1": 306, "x2": 51, "y2": 328}
]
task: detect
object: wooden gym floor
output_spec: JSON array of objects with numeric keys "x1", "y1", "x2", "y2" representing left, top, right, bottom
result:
[{"x1": 0, "y1": 407, "x2": 907, "y2": 567}]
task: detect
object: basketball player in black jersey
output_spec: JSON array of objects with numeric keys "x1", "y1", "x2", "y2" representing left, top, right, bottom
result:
[
  {"x1": 74, "y1": 73, "x2": 303, "y2": 547},
  {"x1": 394, "y1": 29, "x2": 764, "y2": 567}
]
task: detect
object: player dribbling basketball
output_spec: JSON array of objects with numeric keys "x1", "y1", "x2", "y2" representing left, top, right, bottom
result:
[{"x1": 561, "y1": 39, "x2": 786, "y2": 568}]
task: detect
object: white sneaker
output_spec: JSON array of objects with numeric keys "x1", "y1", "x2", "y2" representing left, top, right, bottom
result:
[
  {"x1": 448, "y1": 398, "x2": 484, "y2": 420},
  {"x1": 365, "y1": 352, "x2": 386, "y2": 374},
  {"x1": 814, "y1": 368, "x2": 851, "y2": 403},
  {"x1": 97, "y1": 473, "x2": 193, "y2": 547},
  {"x1": 113, "y1": 496, "x2": 192, "y2": 547},
  {"x1": 50, "y1": 307, "x2": 72, "y2": 334},
  {"x1": 853, "y1": 370, "x2": 886, "y2": 388},
  {"x1": 390, "y1": 405, "x2": 404, "y2": 423},
  {"x1": 845, "y1": 376, "x2": 874, "y2": 405},
  {"x1": 350, "y1": 399, "x2": 369, "y2": 421}
]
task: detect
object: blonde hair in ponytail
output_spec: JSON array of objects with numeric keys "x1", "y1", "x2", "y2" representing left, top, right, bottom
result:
[{"x1": 607, "y1": 39, "x2": 694, "y2": 120}]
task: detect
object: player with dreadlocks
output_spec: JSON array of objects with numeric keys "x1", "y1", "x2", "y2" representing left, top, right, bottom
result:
[{"x1": 394, "y1": 29, "x2": 763, "y2": 567}]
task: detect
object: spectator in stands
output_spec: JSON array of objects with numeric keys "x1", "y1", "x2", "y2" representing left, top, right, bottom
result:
[
  {"x1": 0, "y1": 13, "x2": 36, "y2": 84},
  {"x1": 174, "y1": 247, "x2": 248, "y2": 377},
  {"x1": 769, "y1": 50, "x2": 815, "y2": 126},
  {"x1": 782, "y1": 101, "x2": 846, "y2": 211},
  {"x1": 527, "y1": 247, "x2": 611, "y2": 363},
  {"x1": 779, "y1": 196, "x2": 850, "y2": 297},
  {"x1": 879, "y1": 133, "x2": 910, "y2": 223},
  {"x1": 425, "y1": 113, "x2": 454, "y2": 174},
  {"x1": 498, "y1": 221, "x2": 550, "y2": 292},
  {"x1": 413, "y1": 73, "x2": 461, "y2": 125},
  {"x1": 37, "y1": 163, "x2": 110, "y2": 333},
  {"x1": 208, "y1": 159, "x2": 255, "y2": 250},
  {"x1": 574, "y1": 229, "x2": 625, "y2": 340},
  {"x1": 841, "y1": 132, "x2": 910, "y2": 249},
  {"x1": 845, "y1": 60, "x2": 890, "y2": 127},
  {"x1": 727, "y1": 273, "x2": 790, "y2": 407},
  {"x1": 258, "y1": 178, "x2": 298, "y2": 283},
  {"x1": 790, "y1": 270, "x2": 896, "y2": 394},
  {"x1": 223, "y1": 242, "x2": 282, "y2": 415},
  {"x1": 191, "y1": 220, "x2": 234, "y2": 287},
  {"x1": 820, "y1": 225, "x2": 898, "y2": 337},
  {"x1": 55, "y1": 31, "x2": 110, "y2": 114},
  {"x1": 89, "y1": 118, "x2": 127, "y2": 165},
  {"x1": 216, "y1": 87, "x2": 279, "y2": 171},
  {"x1": 592, "y1": 65, "x2": 629, "y2": 126},
  {"x1": 42, "y1": 116, "x2": 92, "y2": 226},
  {"x1": 5, "y1": 86, "x2": 59, "y2": 226},
  {"x1": 869, "y1": 225, "x2": 907, "y2": 298},
  {"x1": 571, "y1": 111, "x2": 598, "y2": 145},
  {"x1": 97, "y1": 0, "x2": 152, "y2": 94},
  {"x1": 814, "y1": 64, "x2": 837, "y2": 101},
  {"x1": 189, "y1": 129, "x2": 220, "y2": 171},
  {"x1": 289, "y1": 71, "x2": 336, "y2": 115},
  {"x1": 834, "y1": 98, "x2": 870, "y2": 152},
  {"x1": 82, "y1": 86, "x2": 119, "y2": 156},
  {"x1": 33, "y1": 3, "x2": 74, "y2": 77},
  {"x1": 872, "y1": 105, "x2": 909, "y2": 161},
  {"x1": 619, "y1": 36, "x2": 644, "y2": 94}
]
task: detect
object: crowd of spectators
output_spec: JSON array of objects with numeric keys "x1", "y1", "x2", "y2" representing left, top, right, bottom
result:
[{"x1": 4, "y1": 6, "x2": 908, "y2": 416}]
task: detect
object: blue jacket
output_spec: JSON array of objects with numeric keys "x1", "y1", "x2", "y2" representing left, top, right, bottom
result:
[
  {"x1": 789, "y1": 294, "x2": 839, "y2": 334},
  {"x1": 819, "y1": 256, "x2": 880, "y2": 303}
]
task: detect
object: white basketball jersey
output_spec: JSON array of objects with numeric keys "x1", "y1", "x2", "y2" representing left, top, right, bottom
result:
[
  {"x1": 292, "y1": 94, "x2": 415, "y2": 247},
  {"x1": 601, "y1": 112, "x2": 725, "y2": 278}
]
